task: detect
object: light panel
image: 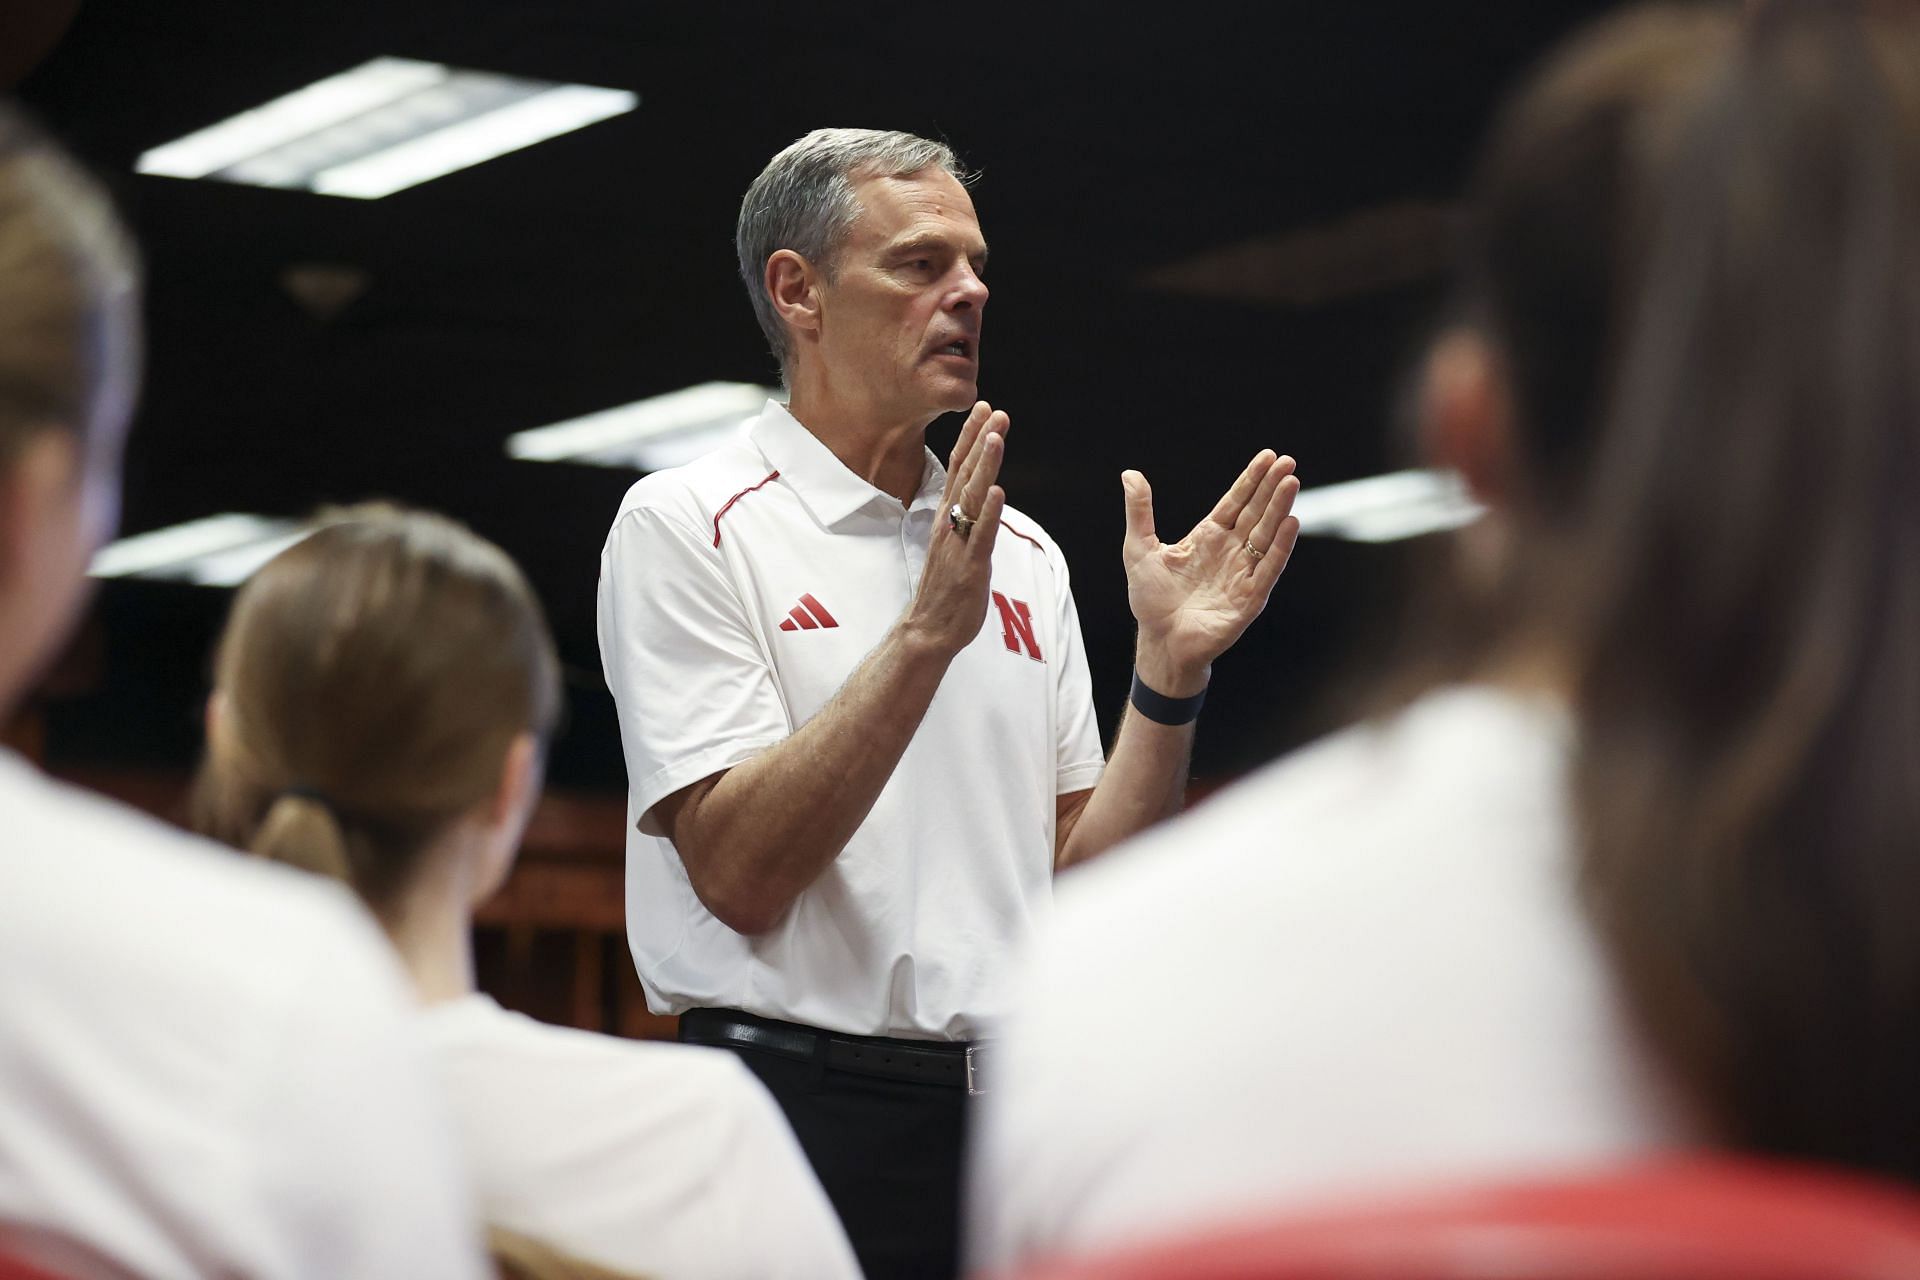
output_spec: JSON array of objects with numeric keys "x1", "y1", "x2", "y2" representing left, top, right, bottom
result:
[
  {"x1": 311, "y1": 83, "x2": 638, "y2": 198},
  {"x1": 1290, "y1": 469, "x2": 1484, "y2": 543},
  {"x1": 89, "y1": 513, "x2": 312, "y2": 588},
  {"x1": 137, "y1": 57, "x2": 637, "y2": 198},
  {"x1": 507, "y1": 382, "x2": 778, "y2": 471}
]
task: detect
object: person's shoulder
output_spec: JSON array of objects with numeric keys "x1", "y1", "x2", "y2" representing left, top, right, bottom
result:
[
  {"x1": 1054, "y1": 685, "x2": 1570, "y2": 936},
  {"x1": 608, "y1": 437, "x2": 778, "y2": 532},
  {"x1": 424, "y1": 997, "x2": 771, "y2": 1122},
  {"x1": 0, "y1": 757, "x2": 383, "y2": 952},
  {"x1": 0, "y1": 758, "x2": 411, "y2": 1080},
  {"x1": 997, "y1": 502, "x2": 1062, "y2": 557}
]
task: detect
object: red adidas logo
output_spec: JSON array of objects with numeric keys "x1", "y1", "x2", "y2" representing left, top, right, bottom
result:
[{"x1": 778, "y1": 593, "x2": 839, "y2": 632}]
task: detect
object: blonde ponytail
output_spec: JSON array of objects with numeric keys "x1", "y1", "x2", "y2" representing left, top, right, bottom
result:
[{"x1": 248, "y1": 791, "x2": 355, "y2": 887}]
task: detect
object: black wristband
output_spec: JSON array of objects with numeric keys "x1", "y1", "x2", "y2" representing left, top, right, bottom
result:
[{"x1": 1129, "y1": 670, "x2": 1207, "y2": 726}]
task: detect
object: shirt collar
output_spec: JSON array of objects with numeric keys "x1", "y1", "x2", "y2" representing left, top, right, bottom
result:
[{"x1": 748, "y1": 400, "x2": 947, "y2": 527}]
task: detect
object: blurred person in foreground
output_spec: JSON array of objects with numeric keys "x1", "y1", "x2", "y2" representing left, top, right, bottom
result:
[
  {"x1": 0, "y1": 109, "x2": 487, "y2": 1278},
  {"x1": 598, "y1": 128, "x2": 1300, "y2": 1276},
  {"x1": 970, "y1": 1, "x2": 1920, "y2": 1268},
  {"x1": 195, "y1": 504, "x2": 861, "y2": 1280}
]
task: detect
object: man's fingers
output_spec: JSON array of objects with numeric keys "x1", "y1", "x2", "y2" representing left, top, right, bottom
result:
[
  {"x1": 1251, "y1": 514, "x2": 1302, "y2": 590},
  {"x1": 955, "y1": 410, "x2": 1009, "y2": 512},
  {"x1": 1121, "y1": 469, "x2": 1156, "y2": 549},
  {"x1": 969, "y1": 485, "x2": 1007, "y2": 555},
  {"x1": 1232, "y1": 454, "x2": 1295, "y2": 535},
  {"x1": 944, "y1": 402, "x2": 994, "y2": 503},
  {"x1": 961, "y1": 425, "x2": 1005, "y2": 519},
  {"x1": 1206, "y1": 449, "x2": 1276, "y2": 528},
  {"x1": 1243, "y1": 466, "x2": 1300, "y2": 551}
]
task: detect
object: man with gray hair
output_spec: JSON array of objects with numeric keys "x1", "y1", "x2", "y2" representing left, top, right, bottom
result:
[{"x1": 598, "y1": 126, "x2": 1300, "y2": 1276}]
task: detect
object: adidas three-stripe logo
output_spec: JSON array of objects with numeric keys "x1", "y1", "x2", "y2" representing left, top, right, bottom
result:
[{"x1": 778, "y1": 593, "x2": 839, "y2": 632}]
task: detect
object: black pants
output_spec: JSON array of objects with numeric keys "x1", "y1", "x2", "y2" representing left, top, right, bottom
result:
[{"x1": 689, "y1": 1023, "x2": 970, "y2": 1279}]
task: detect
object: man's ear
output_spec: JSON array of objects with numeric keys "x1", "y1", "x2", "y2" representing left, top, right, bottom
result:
[
  {"x1": 765, "y1": 249, "x2": 822, "y2": 346},
  {"x1": 1418, "y1": 329, "x2": 1517, "y2": 509}
]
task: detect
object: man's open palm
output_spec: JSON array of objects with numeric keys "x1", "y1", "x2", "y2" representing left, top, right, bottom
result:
[{"x1": 1122, "y1": 450, "x2": 1301, "y2": 674}]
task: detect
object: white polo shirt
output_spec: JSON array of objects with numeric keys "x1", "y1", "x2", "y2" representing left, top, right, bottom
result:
[{"x1": 598, "y1": 401, "x2": 1105, "y2": 1041}]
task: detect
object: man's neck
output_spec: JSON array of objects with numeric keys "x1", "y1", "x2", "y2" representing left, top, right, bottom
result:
[{"x1": 784, "y1": 380, "x2": 933, "y2": 507}]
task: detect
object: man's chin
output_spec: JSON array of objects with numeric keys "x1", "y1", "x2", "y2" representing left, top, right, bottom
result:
[{"x1": 934, "y1": 377, "x2": 979, "y2": 414}]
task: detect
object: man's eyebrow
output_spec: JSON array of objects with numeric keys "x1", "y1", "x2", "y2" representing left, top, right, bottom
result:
[
  {"x1": 887, "y1": 234, "x2": 990, "y2": 263},
  {"x1": 887, "y1": 235, "x2": 950, "y2": 257}
]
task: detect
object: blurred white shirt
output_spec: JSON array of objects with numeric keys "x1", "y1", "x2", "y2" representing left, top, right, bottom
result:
[
  {"x1": 0, "y1": 752, "x2": 486, "y2": 1280},
  {"x1": 969, "y1": 686, "x2": 1693, "y2": 1270},
  {"x1": 420, "y1": 994, "x2": 862, "y2": 1279}
]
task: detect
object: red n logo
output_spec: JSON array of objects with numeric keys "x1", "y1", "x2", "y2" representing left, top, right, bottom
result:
[{"x1": 991, "y1": 590, "x2": 1044, "y2": 662}]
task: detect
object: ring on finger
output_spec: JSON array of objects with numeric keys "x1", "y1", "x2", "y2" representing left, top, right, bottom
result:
[
  {"x1": 1244, "y1": 538, "x2": 1264, "y2": 562},
  {"x1": 949, "y1": 503, "x2": 978, "y2": 537}
]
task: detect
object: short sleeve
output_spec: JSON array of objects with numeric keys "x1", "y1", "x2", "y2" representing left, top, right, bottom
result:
[
  {"x1": 1049, "y1": 549, "x2": 1105, "y2": 795},
  {"x1": 249, "y1": 899, "x2": 488, "y2": 1279},
  {"x1": 598, "y1": 504, "x2": 793, "y2": 831}
]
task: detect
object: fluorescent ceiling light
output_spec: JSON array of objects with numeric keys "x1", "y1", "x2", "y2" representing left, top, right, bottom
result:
[
  {"x1": 136, "y1": 56, "x2": 637, "y2": 198},
  {"x1": 507, "y1": 382, "x2": 779, "y2": 471},
  {"x1": 137, "y1": 59, "x2": 448, "y2": 179},
  {"x1": 312, "y1": 84, "x2": 635, "y2": 198},
  {"x1": 1290, "y1": 469, "x2": 1484, "y2": 543},
  {"x1": 89, "y1": 513, "x2": 312, "y2": 588}
]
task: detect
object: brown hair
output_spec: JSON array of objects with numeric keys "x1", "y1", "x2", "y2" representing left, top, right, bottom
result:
[
  {"x1": 0, "y1": 103, "x2": 139, "y2": 466},
  {"x1": 1450, "y1": 2, "x2": 1920, "y2": 1179},
  {"x1": 194, "y1": 505, "x2": 561, "y2": 916}
]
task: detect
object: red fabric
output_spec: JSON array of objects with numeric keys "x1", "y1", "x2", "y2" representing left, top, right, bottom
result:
[
  {"x1": 999, "y1": 1159, "x2": 1920, "y2": 1280},
  {"x1": 0, "y1": 1253, "x2": 69, "y2": 1280}
]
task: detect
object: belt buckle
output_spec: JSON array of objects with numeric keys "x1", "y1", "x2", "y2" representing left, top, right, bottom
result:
[{"x1": 965, "y1": 1042, "x2": 989, "y2": 1096}]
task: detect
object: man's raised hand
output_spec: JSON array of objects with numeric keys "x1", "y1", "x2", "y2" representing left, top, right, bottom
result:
[
  {"x1": 905, "y1": 401, "x2": 1010, "y2": 658},
  {"x1": 1120, "y1": 449, "x2": 1301, "y2": 693}
]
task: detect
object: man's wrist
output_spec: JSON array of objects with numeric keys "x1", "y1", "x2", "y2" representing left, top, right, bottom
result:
[
  {"x1": 1132, "y1": 637, "x2": 1210, "y2": 699},
  {"x1": 892, "y1": 615, "x2": 965, "y2": 668},
  {"x1": 1130, "y1": 670, "x2": 1207, "y2": 726}
]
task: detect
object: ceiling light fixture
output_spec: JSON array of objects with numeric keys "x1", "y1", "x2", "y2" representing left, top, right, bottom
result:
[
  {"x1": 136, "y1": 56, "x2": 637, "y2": 198},
  {"x1": 506, "y1": 382, "x2": 779, "y2": 472},
  {"x1": 89, "y1": 513, "x2": 312, "y2": 588},
  {"x1": 1290, "y1": 469, "x2": 1484, "y2": 543}
]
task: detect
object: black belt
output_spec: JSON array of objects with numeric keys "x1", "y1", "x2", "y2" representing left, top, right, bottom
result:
[{"x1": 681, "y1": 1008, "x2": 990, "y2": 1094}]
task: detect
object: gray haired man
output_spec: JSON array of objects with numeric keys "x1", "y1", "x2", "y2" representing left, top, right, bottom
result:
[{"x1": 598, "y1": 127, "x2": 1300, "y2": 1276}]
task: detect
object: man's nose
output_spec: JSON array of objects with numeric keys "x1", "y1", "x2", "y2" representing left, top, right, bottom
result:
[{"x1": 949, "y1": 263, "x2": 988, "y2": 311}]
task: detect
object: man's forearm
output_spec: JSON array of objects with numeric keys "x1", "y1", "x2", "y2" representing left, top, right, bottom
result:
[
  {"x1": 670, "y1": 620, "x2": 956, "y2": 933},
  {"x1": 1054, "y1": 640, "x2": 1205, "y2": 870}
]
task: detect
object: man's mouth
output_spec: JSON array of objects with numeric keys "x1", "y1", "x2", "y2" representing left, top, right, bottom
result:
[{"x1": 936, "y1": 338, "x2": 974, "y2": 360}]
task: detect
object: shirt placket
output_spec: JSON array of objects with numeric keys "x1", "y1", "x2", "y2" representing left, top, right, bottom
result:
[{"x1": 902, "y1": 502, "x2": 934, "y2": 590}]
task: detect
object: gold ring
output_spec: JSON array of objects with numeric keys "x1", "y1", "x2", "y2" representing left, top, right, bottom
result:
[
  {"x1": 949, "y1": 503, "x2": 977, "y2": 537},
  {"x1": 1245, "y1": 538, "x2": 1264, "y2": 562}
]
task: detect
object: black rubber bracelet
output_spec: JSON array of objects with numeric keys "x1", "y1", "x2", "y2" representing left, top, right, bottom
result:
[{"x1": 1129, "y1": 670, "x2": 1207, "y2": 726}]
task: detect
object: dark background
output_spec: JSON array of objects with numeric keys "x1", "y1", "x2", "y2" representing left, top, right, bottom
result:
[{"x1": 14, "y1": 0, "x2": 1618, "y2": 793}]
